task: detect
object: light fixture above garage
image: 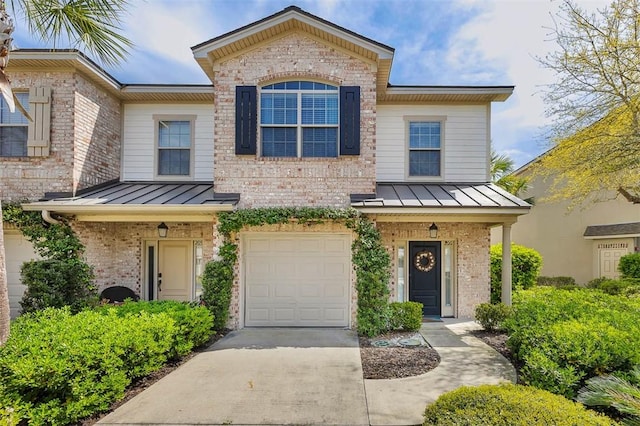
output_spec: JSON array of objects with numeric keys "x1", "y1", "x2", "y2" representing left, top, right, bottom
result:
[
  {"x1": 157, "y1": 222, "x2": 168, "y2": 238},
  {"x1": 429, "y1": 222, "x2": 438, "y2": 239}
]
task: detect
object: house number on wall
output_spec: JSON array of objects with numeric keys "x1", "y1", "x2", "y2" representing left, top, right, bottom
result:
[{"x1": 414, "y1": 250, "x2": 436, "y2": 272}]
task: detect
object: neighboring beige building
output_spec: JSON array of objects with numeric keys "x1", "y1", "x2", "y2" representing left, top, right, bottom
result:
[
  {"x1": 491, "y1": 159, "x2": 640, "y2": 284},
  {"x1": 2, "y1": 7, "x2": 529, "y2": 325}
]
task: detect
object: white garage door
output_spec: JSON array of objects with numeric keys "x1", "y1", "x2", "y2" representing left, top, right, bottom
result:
[
  {"x1": 244, "y1": 233, "x2": 351, "y2": 327},
  {"x1": 5, "y1": 230, "x2": 39, "y2": 318}
]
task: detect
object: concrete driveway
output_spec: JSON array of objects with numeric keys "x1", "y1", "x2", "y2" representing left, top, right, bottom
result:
[{"x1": 98, "y1": 328, "x2": 369, "y2": 425}]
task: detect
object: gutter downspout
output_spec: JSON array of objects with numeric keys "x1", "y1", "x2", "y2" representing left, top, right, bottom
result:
[{"x1": 41, "y1": 210, "x2": 60, "y2": 225}]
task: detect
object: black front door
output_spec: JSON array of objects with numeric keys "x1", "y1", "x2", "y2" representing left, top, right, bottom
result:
[{"x1": 409, "y1": 241, "x2": 441, "y2": 317}]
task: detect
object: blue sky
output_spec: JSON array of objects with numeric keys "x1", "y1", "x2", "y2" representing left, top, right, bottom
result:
[{"x1": 11, "y1": 0, "x2": 609, "y2": 168}]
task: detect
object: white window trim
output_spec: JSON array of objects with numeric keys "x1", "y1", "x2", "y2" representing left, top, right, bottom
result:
[
  {"x1": 153, "y1": 114, "x2": 196, "y2": 180},
  {"x1": 404, "y1": 115, "x2": 446, "y2": 182},
  {"x1": 258, "y1": 82, "x2": 339, "y2": 158},
  {"x1": 0, "y1": 91, "x2": 29, "y2": 157}
]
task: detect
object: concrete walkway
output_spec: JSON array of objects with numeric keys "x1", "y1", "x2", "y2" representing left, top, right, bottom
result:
[
  {"x1": 98, "y1": 321, "x2": 515, "y2": 425},
  {"x1": 365, "y1": 320, "x2": 517, "y2": 425}
]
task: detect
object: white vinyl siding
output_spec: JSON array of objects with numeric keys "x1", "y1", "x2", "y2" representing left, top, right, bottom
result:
[
  {"x1": 122, "y1": 104, "x2": 214, "y2": 181},
  {"x1": 377, "y1": 105, "x2": 489, "y2": 182}
]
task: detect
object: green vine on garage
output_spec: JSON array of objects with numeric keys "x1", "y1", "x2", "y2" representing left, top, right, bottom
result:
[{"x1": 200, "y1": 207, "x2": 391, "y2": 336}]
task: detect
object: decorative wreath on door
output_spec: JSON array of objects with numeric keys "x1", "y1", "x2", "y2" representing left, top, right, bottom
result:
[{"x1": 414, "y1": 250, "x2": 436, "y2": 272}]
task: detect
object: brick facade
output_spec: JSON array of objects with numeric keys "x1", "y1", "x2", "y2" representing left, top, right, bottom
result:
[
  {"x1": 377, "y1": 221, "x2": 491, "y2": 318},
  {"x1": 212, "y1": 33, "x2": 377, "y2": 208},
  {"x1": 73, "y1": 74, "x2": 121, "y2": 192},
  {"x1": 0, "y1": 71, "x2": 120, "y2": 201},
  {"x1": 73, "y1": 221, "x2": 216, "y2": 295}
]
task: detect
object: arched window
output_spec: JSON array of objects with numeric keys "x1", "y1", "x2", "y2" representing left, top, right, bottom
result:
[{"x1": 260, "y1": 81, "x2": 338, "y2": 157}]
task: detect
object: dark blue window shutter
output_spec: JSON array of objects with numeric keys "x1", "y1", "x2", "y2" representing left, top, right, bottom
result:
[
  {"x1": 340, "y1": 86, "x2": 360, "y2": 156},
  {"x1": 235, "y1": 86, "x2": 257, "y2": 155}
]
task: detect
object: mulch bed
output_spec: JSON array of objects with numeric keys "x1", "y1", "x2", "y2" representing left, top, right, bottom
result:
[{"x1": 359, "y1": 331, "x2": 440, "y2": 379}]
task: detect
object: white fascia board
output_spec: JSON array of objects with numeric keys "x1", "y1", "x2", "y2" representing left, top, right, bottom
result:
[
  {"x1": 192, "y1": 11, "x2": 394, "y2": 60},
  {"x1": 13, "y1": 50, "x2": 121, "y2": 90},
  {"x1": 584, "y1": 234, "x2": 640, "y2": 239},
  {"x1": 385, "y1": 86, "x2": 514, "y2": 97},
  {"x1": 121, "y1": 85, "x2": 214, "y2": 94},
  {"x1": 22, "y1": 203, "x2": 235, "y2": 214}
]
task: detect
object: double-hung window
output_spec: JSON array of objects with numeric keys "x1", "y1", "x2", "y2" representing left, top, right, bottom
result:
[
  {"x1": 408, "y1": 121, "x2": 442, "y2": 177},
  {"x1": 157, "y1": 119, "x2": 193, "y2": 176},
  {"x1": 260, "y1": 81, "x2": 338, "y2": 158},
  {"x1": 0, "y1": 92, "x2": 29, "y2": 157}
]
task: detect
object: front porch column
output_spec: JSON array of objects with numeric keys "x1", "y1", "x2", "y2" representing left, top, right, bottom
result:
[{"x1": 501, "y1": 223, "x2": 512, "y2": 306}]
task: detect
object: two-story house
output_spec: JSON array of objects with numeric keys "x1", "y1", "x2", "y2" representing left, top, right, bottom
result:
[{"x1": 2, "y1": 6, "x2": 529, "y2": 326}]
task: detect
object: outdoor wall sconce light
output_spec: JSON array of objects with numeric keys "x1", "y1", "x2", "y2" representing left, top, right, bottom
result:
[
  {"x1": 157, "y1": 222, "x2": 168, "y2": 238},
  {"x1": 429, "y1": 222, "x2": 438, "y2": 239}
]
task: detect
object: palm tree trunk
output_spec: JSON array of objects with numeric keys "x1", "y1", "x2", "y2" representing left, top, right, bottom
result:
[{"x1": 0, "y1": 203, "x2": 9, "y2": 345}]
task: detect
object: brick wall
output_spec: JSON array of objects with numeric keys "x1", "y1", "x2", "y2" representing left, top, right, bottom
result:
[
  {"x1": 73, "y1": 74, "x2": 121, "y2": 192},
  {"x1": 0, "y1": 72, "x2": 76, "y2": 200},
  {"x1": 377, "y1": 221, "x2": 491, "y2": 318},
  {"x1": 73, "y1": 221, "x2": 216, "y2": 295},
  {"x1": 212, "y1": 33, "x2": 377, "y2": 208},
  {"x1": 0, "y1": 71, "x2": 121, "y2": 201}
]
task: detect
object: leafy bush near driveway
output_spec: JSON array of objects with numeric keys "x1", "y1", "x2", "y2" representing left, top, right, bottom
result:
[
  {"x1": 0, "y1": 308, "x2": 174, "y2": 425},
  {"x1": 388, "y1": 301, "x2": 423, "y2": 331},
  {"x1": 536, "y1": 275, "x2": 577, "y2": 288},
  {"x1": 474, "y1": 302, "x2": 512, "y2": 332},
  {"x1": 489, "y1": 244, "x2": 542, "y2": 303},
  {"x1": 619, "y1": 252, "x2": 640, "y2": 279},
  {"x1": 586, "y1": 277, "x2": 640, "y2": 296},
  {"x1": 423, "y1": 383, "x2": 615, "y2": 425},
  {"x1": 20, "y1": 258, "x2": 97, "y2": 314},
  {"x1": 95, "y1": 300, "x2": 214, "y2": 359},
  {"x1": 504, "y1": 286, "x2": 640, "y2": 398}
]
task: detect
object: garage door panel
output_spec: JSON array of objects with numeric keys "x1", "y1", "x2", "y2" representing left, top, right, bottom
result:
[
  {"x1": 244, "y1": 233, "x2": 351, "y2": 327},
  {"x1": 5, "y1": 232, "x2": 39, "y2": 318}
]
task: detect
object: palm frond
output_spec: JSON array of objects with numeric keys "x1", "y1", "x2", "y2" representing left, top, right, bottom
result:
[{"x1": 14, "y1": 0, "x2": 132, "y2": 66}]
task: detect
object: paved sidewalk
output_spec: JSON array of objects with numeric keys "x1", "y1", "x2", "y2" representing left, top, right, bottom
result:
[{"x1": 364, "y1": 319, "x2": 517, "y2": 426}]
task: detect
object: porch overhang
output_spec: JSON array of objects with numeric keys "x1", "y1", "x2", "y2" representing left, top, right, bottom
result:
[
  {"x1": 22, "y1": 181, "x2": 238, "y2": 222},
  {"x1": 351, "y1": 182, "x2": 530, "y2": 224},
  {"x1": 583, "y1": 222, "x2": 640, "y2": 239}
]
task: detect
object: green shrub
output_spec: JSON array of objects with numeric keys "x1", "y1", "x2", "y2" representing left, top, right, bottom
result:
[
  {"x1": 474, "y1": 303, "x2": 512, "y2": 332},
  {"x1": 490, "y1": 243, "x2": 542, "y2": 304},
  {"x1": 95, "y1": 300, "x2": 213, "y2": 358},
  {"x1": 537, "y1": 276, "x2": 577, "y2": 288},
  {"x1": 0, "y1": 308, "x2": 174, "y2": 425},
  {"x1": 20, "y1": 258, "x2": 97, "y2": 314},
  {"x1": 586, "y1": 277, "x2": 640, "y2": 295},
  {"x1": 423, "y1": 383, "x2": 614, "y2": 425},
  {"x1": 504, "y1": 286, "x2": 640, "y2": 398},
  {"x1": 619, "y1": 253, "x2": 640, "y2": 279},
  {"x1": 388, "y1": 301, "x2": 423, "y2": 331},
  {"x1": 201, "y1": 242, "x2": 236, "y2": 331}
]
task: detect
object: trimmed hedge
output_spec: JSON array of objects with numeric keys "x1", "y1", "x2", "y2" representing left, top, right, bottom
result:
[
  {"x1": 95, "y1": 300, "x2": 213, "y2": 359},
  {"x1": 490, "y1": 244, "x2": 542, "y2": 303},
  {"x1": 423, "y1": 384, "x2": 614, "y2": 425},
  {"x1": 536, "y1": 276, "x2": 577, "y2": 288},
  {"x1": 388, "y1": 301, "x2": 423, "y2": 331},
  {"x1": 505, "y1": 286, "x2": 640, "y2": 398},
  {"x1": 0, "y1": 308, "x2": 173, "y2": 424},
  {"x1": 0, "y1": 302, "x2": 213, "y2": 425},
  {"x1": 474, "y1": 303, "x2": 512, "y2": 332}
]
